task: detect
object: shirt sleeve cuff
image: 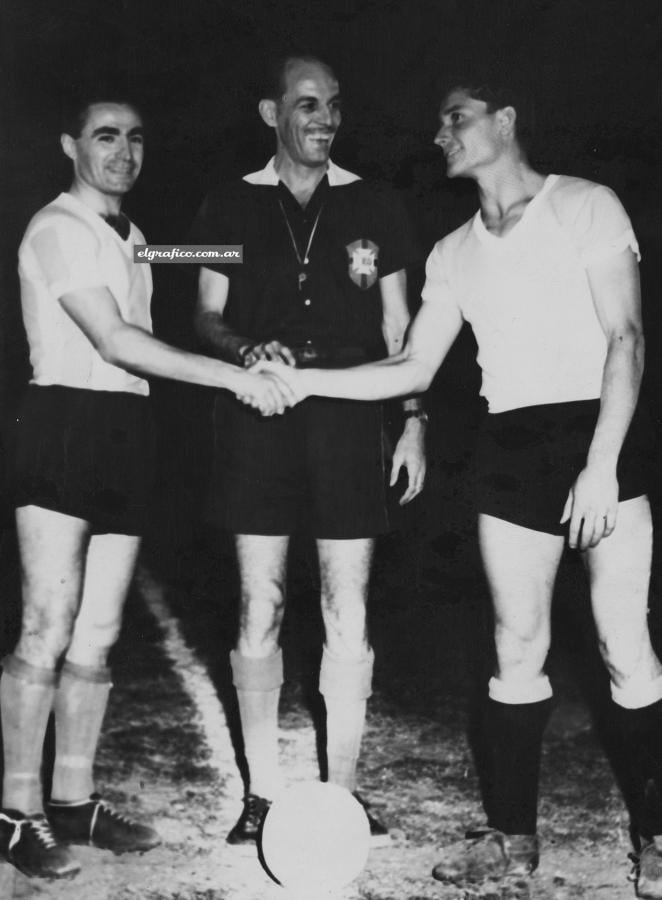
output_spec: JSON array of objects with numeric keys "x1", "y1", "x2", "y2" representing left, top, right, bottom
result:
[{"x1": 581, "y1": 228, "x2": 641, "y2": 267}]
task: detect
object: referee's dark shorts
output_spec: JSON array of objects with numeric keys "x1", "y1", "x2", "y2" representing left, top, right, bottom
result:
[{"x1": 209, "y1": 393, "x2": 389, "y2": 539}]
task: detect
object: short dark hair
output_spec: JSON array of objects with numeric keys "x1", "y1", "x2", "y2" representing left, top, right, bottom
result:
[
  {"x1": 61, "y1": 96, "x2": 143, "y2": 138},
  {"x1": 444, "y1": 77, "x2": 535, "y2": 155},
  {"x1": 262, "y1": 54, "x2": 338, "y2": 102}
]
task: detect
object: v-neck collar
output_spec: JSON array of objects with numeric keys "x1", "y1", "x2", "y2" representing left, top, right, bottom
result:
[
  {"x1": 277, "y1": 175, "x2": 329, "y2": 215},
  {"x1": 473, "y1": 174, "x2": 559, "y2": 245},
  {"x1": 58, "y1": 192, "x2": 133, "y2": 248}
]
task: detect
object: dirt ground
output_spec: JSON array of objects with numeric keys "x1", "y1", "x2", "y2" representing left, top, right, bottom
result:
[{"x1": 0, "y1": 522, "x2": 657, "y2": 900}]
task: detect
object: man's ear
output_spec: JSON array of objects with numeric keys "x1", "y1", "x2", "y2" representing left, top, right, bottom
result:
[
  {"x1": 258, "y1": 99, "x2": 278, "y2": 128},
  {"x1": 60, "y1": 133, "x2": 77, "y2": 160},
  {"x1": 496, "y1": 106, "x2": 517, "y2": 139}
]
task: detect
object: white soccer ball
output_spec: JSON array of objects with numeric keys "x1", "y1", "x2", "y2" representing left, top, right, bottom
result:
[{"x1": 260, "y1": 781, "x2": 371, "y2": 893}]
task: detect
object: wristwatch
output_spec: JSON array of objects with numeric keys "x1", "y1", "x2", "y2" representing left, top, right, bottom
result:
[{"x1": 403, "y1": 409, "x2": 429, "y2": 425}]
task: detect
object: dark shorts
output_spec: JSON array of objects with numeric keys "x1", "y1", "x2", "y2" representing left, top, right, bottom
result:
[
  {"x1": 475, "y1": 399, "x2": 652, "y2": 535},
  {"x1": 13, "y1": 384, "x2": 156, "y2": 536},
  {"x1": 209, "y1": 394, "x2": 388, "y2": 539}
]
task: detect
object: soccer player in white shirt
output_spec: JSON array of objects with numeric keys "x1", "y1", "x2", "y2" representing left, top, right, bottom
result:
[
  {"x1": 259, "y1": 79, "x2": 662, "y2": 897},
  {"x1": 0, "y1": 96, "x2": 293, "y2": 880}
]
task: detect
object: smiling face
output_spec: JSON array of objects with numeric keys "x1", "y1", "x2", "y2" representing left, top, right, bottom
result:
[
  {"x1": 267, "y1": 60, "x2": 341, "y2": 169},
  {"x1": 61, "y1": 102, "x2": 144, "y2": 199},
  {"x1": 434, "y1": 89, "x2": 511, "y2": 179}
]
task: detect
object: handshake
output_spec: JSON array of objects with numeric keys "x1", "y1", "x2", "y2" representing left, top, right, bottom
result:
[{"x1": 234, "y1": 340, "x2": 308, "y2": 416}]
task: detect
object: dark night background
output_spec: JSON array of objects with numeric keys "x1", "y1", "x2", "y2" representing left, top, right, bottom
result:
[
  {"x1": 1, "y1": 0, "x2": 662, "y2": 552},
  {"x1": 1, "y1": 10, "x2": 662, "y2": 889}
]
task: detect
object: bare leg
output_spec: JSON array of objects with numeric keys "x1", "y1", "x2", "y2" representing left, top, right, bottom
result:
[
  {"x1": 318, "y1": 538, "x2": 373, "y2": 793},
  {"x1": 585, "y1": 497, "x2": 661, "y2": 694},
  {"x1": 480, "y1": 515, "x2": 563, "y2": 691},
  {"x1": 433, "y1": 515, "x2": 563, "y2": 885},
  {"x1": 478, "y1": 515, "x2": 564, "y2": 836},
  {"x1": 1, "y1": 506, "x2": 89, "y2": 814},
  {"x1": 585, "y1": 496, "x2": 662, "y2": 843},
  {"x1": 231, "y1": 534, "x2": 289, "y2": 800},
  {"x1": 52, "y1": 532, "x2": 141, "y2": 802}
]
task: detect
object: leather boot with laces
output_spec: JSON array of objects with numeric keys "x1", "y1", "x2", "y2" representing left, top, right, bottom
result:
[
  {"x1": 632, "y1": 836, "x2": 662, "y2": 899},
  {"x1": 46, "y1": 794, "x2": 160, "y2": 854},
  {"x1": 432, "y1": 828, "x2": 539, "y2": 886},
  {"x1": 0, "y1": 808, "x2": 80, "y2": 879},
  {"x1": 227, "y1": 794, "x2": 271, "y2": 845}
]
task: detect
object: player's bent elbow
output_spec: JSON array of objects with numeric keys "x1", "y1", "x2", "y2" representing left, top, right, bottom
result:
[
  {"x1": 95, "y1": 335, "x2": 119, "y2": 366},
  {"x1": 95, "y1": 325, "x2": 136, "y2": 369},
  {"x1": 195, "y1": 309, "x2": 226, "y2": 343},
  {"x1": 409, "y1": 360, "x2": 436, "y2": 394},
  {"x1": 609, "y1": 326, "x2": 645, "y2": 372}
]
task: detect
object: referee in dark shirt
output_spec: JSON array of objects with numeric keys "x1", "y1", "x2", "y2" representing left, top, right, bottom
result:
[{"x1": 190, "y1": 54, "x2": 427, "y2": 846}]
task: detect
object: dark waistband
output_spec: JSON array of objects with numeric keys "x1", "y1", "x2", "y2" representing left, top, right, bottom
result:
[
  {"x1": 488, "y1": 399, "x2": 600, "y2": 416},
  {"x1": 26, "y1": 383, "x2": 150, "y2": 403},
  {"x1": 289, "y1": 343, "x2": 370, "y2": 369}
]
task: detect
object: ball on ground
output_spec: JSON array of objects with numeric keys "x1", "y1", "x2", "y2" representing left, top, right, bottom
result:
[{"x1": 260, "y1": 781, "x2": 370, "y2": 892}]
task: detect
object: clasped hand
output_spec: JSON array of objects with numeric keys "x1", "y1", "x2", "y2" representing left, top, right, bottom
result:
[{"x1": 234, "y1": 351, "x2": 306, "y2": 416}]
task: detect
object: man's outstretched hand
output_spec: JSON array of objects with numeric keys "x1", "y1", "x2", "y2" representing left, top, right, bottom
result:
[
  {"x1": 234, "y1": 368, "x2": 301, "y2": 416},
  {"x1": 245, "y1": 360, "x2": 309, "y2": 411}
]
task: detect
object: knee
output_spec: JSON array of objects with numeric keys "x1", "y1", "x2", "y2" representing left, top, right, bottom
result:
[
  {"x1": 241, "y1": 568, "x2": 286, "y2": 605},
  {"x1": 605, "y1": 639, "x2": 662, "y2": 707},
  {"x1": 17, "y1": 606, "x2": 77, "y2": 667},
  {"x1": 494, "y1": 619, "x2": 550, "y2": 679},
  {"x1": 238, "y1": 589, "x2": 285, "y2": 656},
  {"x1": 66, "y1": 618, "x2": 122, "y2": 667},
  {"x1": 598, "y1": 627, "x2": 660, "y2": 679},
  {"x1": 597, "y1": 634, "x2": 629, "y2": 681}
]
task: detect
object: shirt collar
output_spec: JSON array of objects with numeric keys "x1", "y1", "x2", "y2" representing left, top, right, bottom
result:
[
  {"x1": 243, "y1": 157, "x2": 361, "y2": 186},
  {"x1": 277, "y1": 173, "x2": 329, "y2": 215},
  {"x1": 57, "y1": 192, "x2": 133, "y2": 239}
]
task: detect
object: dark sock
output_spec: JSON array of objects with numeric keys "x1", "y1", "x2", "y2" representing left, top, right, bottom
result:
[
  {"x1": 483, "y1": 697, "x2": 551, "y2": 835},
  {"x1": 612, "y1": 699, "x2": 662, "y2": 839}
]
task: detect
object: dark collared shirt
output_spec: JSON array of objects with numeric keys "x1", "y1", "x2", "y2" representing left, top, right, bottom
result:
[{"x1": 188, "y1": 159, "x2": 419, "y2": 358}]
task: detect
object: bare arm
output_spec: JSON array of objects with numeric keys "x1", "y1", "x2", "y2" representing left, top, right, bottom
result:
[
  {"x1": 561, "y1": 248, "x2": 644, "y2": 549},
  {"x1": 59, "y1": 286, "x2": 296, "y2": 412},
  {"x1": 585, "y1": 251, "x2": 644, "y2": 467},
  {"x1": 380, "y1": 270, "x2": 422, "y2": 406},
  {"x1": 195, "y1": 266, "x2": 295, "y2": 366},
  {"x1": 380, "y1": 270, "x2": 410, "y2": 357},
  {"x1": 255, "y1": 296, "x2": 464, "y2": 402},
  {"x1": 195, "y1": 267, "x2": 249, "y2": 364},
  {"x1": 380, "y1": 269, "x2": 427, "y2": 503}
]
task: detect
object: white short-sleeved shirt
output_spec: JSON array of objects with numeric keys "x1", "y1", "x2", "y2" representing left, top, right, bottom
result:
[
  {"x1": 421, "y1": 175, "x2": 640, "y2": 413},
  {"x1": 18, "y1": 192, "x2": 153, "y2": 395}
]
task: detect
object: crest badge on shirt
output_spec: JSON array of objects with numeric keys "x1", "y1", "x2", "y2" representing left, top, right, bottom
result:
[{"x1": 346, "y1": 239, "x2": 379, "y2": 289}]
